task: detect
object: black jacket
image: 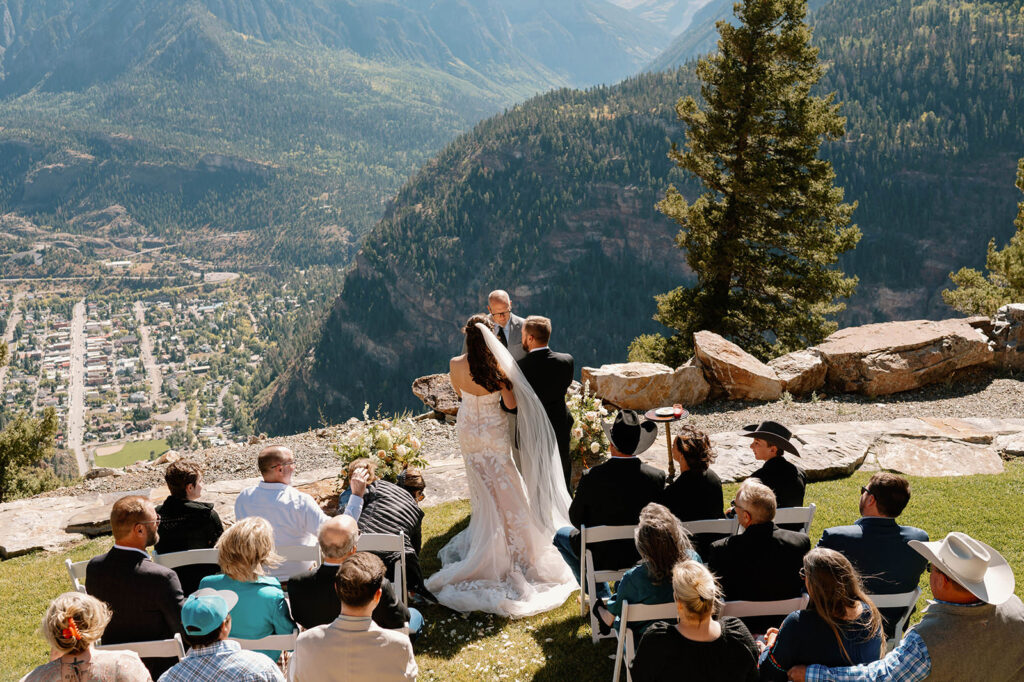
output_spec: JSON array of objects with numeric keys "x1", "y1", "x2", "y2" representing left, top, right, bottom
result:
[
  {"x1": 659, "y1": 468, "x2": 725, "y2": 522},
  {"x1": 708, "y1": 522, "x2": 810, "y2": 634},
  {"x1": 750, "y1": 456, "x2": 806, "y2": 509},
  {"x1": 518, "y1": 347, "x2": 575, "y2": 488},
  {"x1": 569, "y1": 457, "x2": 666, "y2": 570},
  {"x1": 154, "y1": 496, "x2": 224, "y2": 594},
  {"x1": 86, "y1": 547, "x2": 185, "y2": 678},
  {"x1": 287, "y1": 563, "x2": 409, "y2": 630}
]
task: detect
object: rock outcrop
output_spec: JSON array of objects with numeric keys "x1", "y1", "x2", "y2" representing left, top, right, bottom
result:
[
  {"x1": 412, "y1": 374, "x2": 460, "y2": 416},
  {"x1": 814, "y1": 319, "x2": 994, "y2": 396},
  {"x1": 768, "y1": 349, "x2": 827, "y2": 396},
  {"x1": 694, "y1": 331, "x2": 783, "y2": 401},
  {"x1": 989, "y1": 304, "x2": 1024, "y2": 369},
  {"x1": 581, "y1": 362, "x2": 710, "y2": 410}
]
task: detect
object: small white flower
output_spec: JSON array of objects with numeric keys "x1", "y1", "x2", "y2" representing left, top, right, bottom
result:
[
  {"x1": 599, "y1": 406, "x2": 608, "y2": 416},
  {"x1": 572, "y1": 427, "x2": 584, "y2": 439},
  {"x1": 590, "y1": 441, "x2": 601, "y2": 454},
  {"x1": 395, "y1": 444, "x2": 408, "y2": 458},
  {"x1": 409, "y1": 435, "x2": 422, "y2": 450}
]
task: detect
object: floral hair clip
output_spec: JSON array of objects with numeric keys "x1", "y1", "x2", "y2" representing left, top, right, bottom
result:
[{"x1": 61, "y1": 619, "x2": 81, "y2": 642}]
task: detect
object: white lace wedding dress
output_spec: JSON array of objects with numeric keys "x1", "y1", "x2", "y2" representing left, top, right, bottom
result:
[{"x1": 425, "y1": 326, "x2": 577, "y2": 617}]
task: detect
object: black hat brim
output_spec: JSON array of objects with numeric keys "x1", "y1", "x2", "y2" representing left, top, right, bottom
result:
[{"x1": 738, "y1": 430, "x2": 801, "y2": 456}]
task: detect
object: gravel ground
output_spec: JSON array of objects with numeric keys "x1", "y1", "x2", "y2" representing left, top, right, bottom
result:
[{"x1": 40, "y1": 367, "x2": 1024, "y2": 498}]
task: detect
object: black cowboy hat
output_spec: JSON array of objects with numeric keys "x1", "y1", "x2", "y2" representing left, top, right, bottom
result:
[
  {"x1": 739, "y1": 420, "x2": 801, "y2": 456},
  {"x1": 602, "y1": 410, "x2": 658, "y2": 456}
]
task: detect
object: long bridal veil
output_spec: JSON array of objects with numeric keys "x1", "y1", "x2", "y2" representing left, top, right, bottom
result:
[{"x1": 477, "y1": 322, "x2": 572, "y2": 535}]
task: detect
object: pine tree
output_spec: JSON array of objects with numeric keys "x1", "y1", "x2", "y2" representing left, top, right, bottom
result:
[
  {"x1": 636, "y1": 0, "x2": 861, "y2": 364},
  {"x1": 942, "y1": 158, "x2": 1024, "y2": 316}
]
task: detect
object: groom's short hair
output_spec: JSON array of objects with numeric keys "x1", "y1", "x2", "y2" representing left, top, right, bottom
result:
[{"x1": 524, "y1": 316, "x2": 552, "y2": 345}]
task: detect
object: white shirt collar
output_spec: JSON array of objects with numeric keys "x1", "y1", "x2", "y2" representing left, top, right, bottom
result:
[
  {"x1": 529, "y1": 346, "x2": 549, "y2": 353},
  {"x1": 113, "y1": 544, "x2": 151, "y2": 557}
]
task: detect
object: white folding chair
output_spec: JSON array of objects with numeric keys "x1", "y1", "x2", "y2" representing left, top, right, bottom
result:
[
  {"x1": 612, "y1": 601, "x2": 678, "y2": 682},
  {"x1": 96, "y1": 633, "x2": 186, "y2": 660},
  {"x1": 579, "y1": 524, "x2": 637, "y2": 642},
  {"x1": 772, "y1": 504, "x2": 816, "y2": 534},
  {"x1": 720, "y1": 594, "x2": 810, "y2": 635},
  {"x1": 152, "y1": 548, "x2": 220, "y2": 570},
  {"x1": 65, "y1": 558, "x2": 89, "y2": 594},
  {"x1": 275, "y1": 544, "x2": 322, "y2": 582},
  {"x1": 868, "y1": 587, "x2": 921, "y2": 651},
  {"x1": 230, "y1": 630, "x2": 299, "y2": 652},
  {"x1": 357, "y1": 532, "x2": 408, "y2": 606},
  {"x1": 680, "y1": 518, "x2": 739, "y2": 536}
]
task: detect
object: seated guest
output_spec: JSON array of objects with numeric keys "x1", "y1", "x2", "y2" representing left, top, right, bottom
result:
[
  {"x1": 338, "y1": 459, "x2": 434, "y2": 602},
  {"x1": 738, "y1": 421, "x2": 805, "y2": 508},
  {"x1": 396, "y1": 468, "x2": 426, "y2": 504},
  {"x1": 199, "y1": 517, "x2": 296, "y2": 663},
  {"x1": 288, "y1": 515, "x2": 422, "y2": 639},
  {"x1": 816, "y1": 472, "x2": 928, "y2": 637},
  {"x1": 158, "y1": 588, "x2": 284, "y2": 682},
  {"x1": 630, "y1": 560, "x2": 758, "y2": 682},
  {"x1": 659, "y1": 427, "x2": 724, "y2": 522},
  {"x1": 235, "y1": 445, "x2": 367, "y2": 580},
  {"x1": 593, "y1": 503, "x2": 701, "y2": 637},
  {"x1": 288, "y1": 552, "x2": 418, "y2": 681},
  {"x1": 789, "y1": 532, "x2": 1024, "y2": 682},
  {"x1": 21, "y1": 592, "x2": 151, "y2": 682},
  {"x1": 708, "y1": 479, "x2": 810, "y2": 634},
  {"x1": 553, "y1": 410, "x2": 666, "y2": 600},
  {"x1": 86, "y1": 496, "x2": 184, "y2": 678},
  {"x1": 155, "y1": 458, "x2": 224, "y2": 594},
  {"x1": 757, "y1": 548, "x2": 884, "y2": 681}
]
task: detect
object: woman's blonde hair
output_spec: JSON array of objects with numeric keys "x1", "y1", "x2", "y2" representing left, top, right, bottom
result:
[
  {"x1": 216, "y1": 516, "x2": 282, "y2": 582},
  {"x1": 42, "y1": 592, "x2": 111, "y2": 655},
  {"x1": 803, "y1": 548, "x2": 884, "y2": 662},
  {"x1": 672, "y1": 560, "x2": 722, "y2": 622}
]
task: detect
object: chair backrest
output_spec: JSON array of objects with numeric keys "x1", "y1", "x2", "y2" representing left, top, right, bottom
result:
[
  {"x1": 276, "y1": 544, "x2": 322, "y2": 564},
  {"x1": 65, "y1": 558, "x2": 89, "y2": 594},
  {"x1": 868, "y1": 587, "x2": 921, "y2": 648},
  {"x1": 772, "y1": 504, "x2": 816, "y2": 534},
  {"x1": 613, "y1": 601, "x2": 679, "y2": 682},
  {"x1": 230, "y1": 630, "x2": 299, "y2": 652},
  {"x1": 720, "y1": 594, "x2": 809, "y2": 619},
  {"x1": 96, "y1": 633, "x2": 186, "y2": 660},
  {"x1": 152, "y1": 548, "x2": 220, "y2": 570},
  {"x1": 581, "y1": 524, "x2": 637, "y2": 584},
  {"x1": 356, "y1": 532, "x2": 408, "y2": 606},
  {"x1": 680, "y1": 518, "x2": 739, "y2": 536}
]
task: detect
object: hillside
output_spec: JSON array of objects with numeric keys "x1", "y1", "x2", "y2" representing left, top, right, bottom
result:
[
  {"x1": 0, "y1": 0, "x2": 670, "y2": 270},
  {"x1": 256, "y1": 0, "x2": 1024, "y2": 434}
]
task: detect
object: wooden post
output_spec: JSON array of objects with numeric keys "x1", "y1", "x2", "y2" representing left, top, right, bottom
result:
[{"x1": 666, "y1": 422, "x2": 675, "y2": 480}]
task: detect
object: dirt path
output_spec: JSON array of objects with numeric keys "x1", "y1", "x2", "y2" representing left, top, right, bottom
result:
[
  {"x1": 0, "y1": 291, "x2": 26, "y2": 395},
  {"x1": 66, "y1": 299, "x2": 87, "y2": 475}
]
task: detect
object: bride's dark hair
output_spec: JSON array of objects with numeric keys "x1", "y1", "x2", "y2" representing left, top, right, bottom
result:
[{"x1": 464, "y1": 314, "x2": 510, "y2": 392}]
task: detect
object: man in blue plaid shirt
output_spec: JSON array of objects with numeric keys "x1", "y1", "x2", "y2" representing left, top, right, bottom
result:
[
  {"x1": 788, "y1": 531, "x2": 1024, "y2": 681},
  {"x1": 159, "y1": 588, "x2": 284, "y2": 682}
]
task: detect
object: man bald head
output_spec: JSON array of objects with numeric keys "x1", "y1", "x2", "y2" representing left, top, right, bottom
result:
[
  {"x1": 318, "y1": 514, "x2": 360, "y2": 561},
  {"x1": 257, "y1": 445, "x2": 295, "y2": 484}
]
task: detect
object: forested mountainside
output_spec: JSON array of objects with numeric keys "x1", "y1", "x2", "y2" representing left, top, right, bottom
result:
[
  {"x1": 257, "y1": 0, "x2": 1024, "y2": 434},
  {"x1": 607, "y1": 0, "x2": 713, "y2": 35},
  {"x1": 0, "y1": 0, "x2": 669, "y2": 267}
]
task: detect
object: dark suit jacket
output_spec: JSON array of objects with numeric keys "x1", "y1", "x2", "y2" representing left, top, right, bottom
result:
[
  {"x1": 750, "y1": 456, "x2": 806, "y2": 509},
  {"x1": 154, "y1": 496, "x2": 224, "y2": 594},
  {"x1": 287, "y1": 563, "x2": 410, "y2": 631},
  {"x1": 569, "y1": 457, "x2": 666, "y2": 570},
  {"x1": 708, "y1": 522, "x2": 810, "y2": 634},
  {"x1": 518, "y1": 347, "x2": 575, "y2": 488},
  {"x1": 817, "y1": 517, "x2": 929, "y2": 636},
  {"x1": 86, "y1": 547, "x2": 185, "y2": 678}
]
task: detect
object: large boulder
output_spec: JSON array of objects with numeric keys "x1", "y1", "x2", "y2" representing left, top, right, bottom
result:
[
  {"x1": 989, "y1": 304, "x2": 1024, "y2": 369},
  {"x1": 412, "y1": 373, "x2": 460, "y2": 416},
  {"x1": 814, "y1": 318, "x2": 994, "y2": 396},
  {"x1": 768, "y1": 349, "x2": 827, "y2": 396},
  {"x1": 581, "y1": 362, "x2": 710, "y2": 410},
  {"x1": 693, "y1": 331, "x2": 782, "y2": 401}
]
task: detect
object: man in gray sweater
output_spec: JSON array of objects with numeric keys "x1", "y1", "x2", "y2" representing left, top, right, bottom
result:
[{"x1": 789, "y1": 531, "x2": 1024, "y2": 681}]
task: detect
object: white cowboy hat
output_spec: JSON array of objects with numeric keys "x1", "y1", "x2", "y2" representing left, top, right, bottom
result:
[{"x1": 909, "y1": 532, "x2": 1015, "y2": 605}]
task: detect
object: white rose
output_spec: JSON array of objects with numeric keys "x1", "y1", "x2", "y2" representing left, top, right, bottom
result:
[
  {"x1": 396, "y1": 444, "x2": 408, "y2": 458},
  {"x1": 409, "y1": 436, "x2": 422, "y2": 450},
  {"x1": 584, "y1": 411, "x2": 597, "y2": 421},
  {"x1": 572, "y1": 427, "x2": 584, "y2": 439},
  {"x1": 590, "y1": 441, "x2": 601, "y2": 454},
  {"x1": 599, "y1": 407, "x2": 608, "y2": 416}
]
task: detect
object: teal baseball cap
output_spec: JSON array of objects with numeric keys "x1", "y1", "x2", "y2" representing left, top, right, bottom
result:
[{"x1": 182, "y1": 588, "x2": 239, "y2": 636}]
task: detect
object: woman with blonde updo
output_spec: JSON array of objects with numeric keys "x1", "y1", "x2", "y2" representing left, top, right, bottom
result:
[
  {"x1": 198, "y1": 516, "x2": 295, "y2": 662},
  {"x1": 21, "y1": 592, "x2": 151, "y2": 681},
  {"x1": 630, "y1": 561, "x2": 759, "y2": 682}
]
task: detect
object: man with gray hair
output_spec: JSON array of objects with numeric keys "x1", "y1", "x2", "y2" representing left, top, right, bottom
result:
[
  {"x1": 287, "y1": 515, "x2": 422, "y2": 640},
  {"x1": 707, "y1": 478, "x2": 810, "y2": 634}
]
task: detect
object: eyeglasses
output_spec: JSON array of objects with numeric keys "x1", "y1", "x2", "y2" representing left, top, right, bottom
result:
[
  {"x1": 799, "y1": 567, "x2": 807, "y2": 580},
  {"x1": 860, "y1": 486, "x2": 872, "y2": 496},
  {"x1": 138, "y1": 515, "x2": 161, "y2": 527},
  {"x1": 275, "y1": 459, "x2": 296, "y2": 469},
  {"x1": 490, "y1": 309, "x2": 512, "y2": 318}
]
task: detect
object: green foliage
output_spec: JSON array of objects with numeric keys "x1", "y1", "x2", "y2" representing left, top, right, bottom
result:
[
  {"x1": 627, "y1": 333, "x2": 669, "y2": 363},
  {"x1": 943, "y1": 159, "x2": 1024, "y2": 316},
  {"x1": 647, "y1": 0, "x2": 861, "y2": 363},
  {"x1": 0, "y1": 408, "x2": 59, "y2": 503},
  {"x1": 332, "y1": 407, "x2": 429, "y2": 485}
]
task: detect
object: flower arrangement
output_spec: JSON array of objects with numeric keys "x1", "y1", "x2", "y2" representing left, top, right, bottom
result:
[
  {"x1": 568, "y1": 381, "x2": 616, "y2": 468},
  {"x1": 332, "y1": 405, "x2": 428, "y2": 485}
]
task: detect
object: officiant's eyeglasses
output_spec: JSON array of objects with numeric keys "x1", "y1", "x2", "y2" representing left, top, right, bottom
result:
[{"x1": 490, "y1": 309, "x2": 512, "y2": 319}]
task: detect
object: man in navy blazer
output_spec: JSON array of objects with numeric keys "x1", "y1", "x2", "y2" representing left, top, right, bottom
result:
[{"x1": 816, "y1": 471, "x2": 929, "y2": 636}]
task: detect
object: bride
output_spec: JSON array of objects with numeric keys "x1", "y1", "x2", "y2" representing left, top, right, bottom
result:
[{"x1": 424, "y1": 314, "x2": 577, "y2": 617}]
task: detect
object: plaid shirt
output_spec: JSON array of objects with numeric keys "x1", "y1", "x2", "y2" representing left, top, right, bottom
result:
[
  {"x1": 158, "y1": 640, "x2": 285, "y2": 682},
  {"x1": 805, "y1": 631, "x2": 932, "y2": 682}
]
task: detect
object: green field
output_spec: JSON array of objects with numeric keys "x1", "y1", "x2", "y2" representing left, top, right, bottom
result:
[
  {"x1": 4, "y1": 463, "x2": 1024, "y2": 680},
  {"x1": 93, "y1": 439, "x2": 170, "y2": 468}
]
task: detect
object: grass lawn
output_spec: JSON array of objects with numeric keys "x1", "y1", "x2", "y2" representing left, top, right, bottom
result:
[
  {"x1": 4, "y1": 462, "x2": 1024, "y2": 681},
  {"x1": 94, "y1": 438, "x2": 170, "y2": 468}
]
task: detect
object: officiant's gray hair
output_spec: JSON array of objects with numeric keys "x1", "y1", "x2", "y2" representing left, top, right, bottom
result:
[
  {"x1": 488, "y1": 289, "x2": 510, "y2": 305},
  {"x1": 523, "y1": 315, "x2": 551, "y2": 345}
]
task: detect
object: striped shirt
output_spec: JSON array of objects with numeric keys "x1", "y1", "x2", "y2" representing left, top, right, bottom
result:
[
  {"x1": 805, "y1": 631, "x2": 932, "y2": 682},
  {"x1": 157, "y1": 640, "x2": 284, "y2": 682}
]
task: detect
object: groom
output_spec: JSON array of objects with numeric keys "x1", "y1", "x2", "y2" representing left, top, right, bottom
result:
[{"x1": 518, "y1": 315, "x2": 575, "y2": 493}]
